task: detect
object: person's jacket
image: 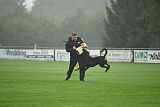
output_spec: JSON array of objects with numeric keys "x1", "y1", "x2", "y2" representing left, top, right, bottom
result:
[{"x1": 65, "y1": 37, "x2": 84, "y2": 56}]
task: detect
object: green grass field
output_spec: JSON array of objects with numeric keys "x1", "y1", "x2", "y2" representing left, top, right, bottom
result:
[{"x1": 0, "y1": 60, "x2": 160, "y2": 107}]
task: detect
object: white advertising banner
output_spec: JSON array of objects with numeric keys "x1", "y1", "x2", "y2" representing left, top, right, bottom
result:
[
  {"x1": 88, "y1": 50, "x2": 100, "y2": 57},
  {"x1": 55, "y1": 49, "x2": 100, "y2": 61},
  {"x1": 55, "y1": 49, "x2": 70, "y2": 61},
  {"x1": 0, "y1": 49, "x2": 26, "y2": 60},
  {"x1": 105, "y1": 50, "x2": 133, "y2": 62},
  {"x1": 134, "y1": 50, "x2": 160, "y2": 63},
  {"x1": 26, "y1": 49, "x2": 54, "y2": 61},
  {"x1": 1, "y1": 49, "x2": 159, "y2": 63}
]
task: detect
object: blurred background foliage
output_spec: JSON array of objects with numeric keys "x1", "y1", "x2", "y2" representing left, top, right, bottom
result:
[{"x1": 0, "y1": 0, "x2": 159, "y2": 48}]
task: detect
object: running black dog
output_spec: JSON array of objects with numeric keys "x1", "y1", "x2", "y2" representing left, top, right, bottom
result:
[{"x1": 75, "y1": 49, "x2": 110, "y2": 72}]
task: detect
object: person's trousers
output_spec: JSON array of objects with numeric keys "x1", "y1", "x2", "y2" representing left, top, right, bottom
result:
[
  {"x1": 67, "y1": 56, "x2": 85, "y2": 80},
  {"x1": 78, "y1": 57, "x2": 86, "y2": 80}
]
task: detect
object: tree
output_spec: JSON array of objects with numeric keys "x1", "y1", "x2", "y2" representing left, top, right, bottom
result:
[
  {"x1": 0, "y1": 10, "x2": 60, "y2": 46},
  {"x1": 139, "y1": 0, "x2": 160, "y2": 48},
  {"x1": 104, "y1": 0, "x2": 160, "y2": 48}
]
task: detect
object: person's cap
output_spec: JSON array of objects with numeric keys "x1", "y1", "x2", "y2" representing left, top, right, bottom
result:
[{"x1": 72, "y1": 32, "x2": 77, "y2": 36}]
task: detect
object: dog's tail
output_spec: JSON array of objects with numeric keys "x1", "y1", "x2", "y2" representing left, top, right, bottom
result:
[{"x1": 102, "y1": 48, "x2": 107, "y2": 57}]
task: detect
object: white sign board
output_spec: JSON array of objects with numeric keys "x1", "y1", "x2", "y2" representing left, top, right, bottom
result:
[
  {"x1": 26, "y1": 49, "x2": 54, "y2": 61},
  {"x1": 88, "y1": 50, "x2": 100, "y2": 57},
  {"x1": 105, "y1": 50, "x2": 133, "y2": 62},
  {"x1": 0, "y1": 49, "x2": 26, "y2": 60},
  {"x1": 134, "y1": 50, "x2": 160, "y2": 63},
  {"x1": 55, "y1": 49, "x2": 70, "y2": 61}
]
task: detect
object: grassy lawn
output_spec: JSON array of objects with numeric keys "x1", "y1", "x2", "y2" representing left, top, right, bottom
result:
[{"x1": 0, "y1": 60, "x2": 160, "y2": 107}]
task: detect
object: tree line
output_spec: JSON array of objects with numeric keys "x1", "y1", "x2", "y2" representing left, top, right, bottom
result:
[
  {"x1": 0, "y1": 0, "x2": 160, "y2": 48},
  {"x1": 104, "y1": 0, "x2": 160, "y2": 48},
  {"x1": 0, "y1": 0, "x2": 105, "y2": 47}
]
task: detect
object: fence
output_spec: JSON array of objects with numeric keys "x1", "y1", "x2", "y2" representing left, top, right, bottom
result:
[{"x1": 0, "y1": 46, "x2": 160, "y2": 63}]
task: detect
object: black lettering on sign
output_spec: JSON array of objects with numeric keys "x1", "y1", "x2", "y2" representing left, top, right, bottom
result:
[{"x1": 149, "y1": 52, "x2": 160, "y2": 60}]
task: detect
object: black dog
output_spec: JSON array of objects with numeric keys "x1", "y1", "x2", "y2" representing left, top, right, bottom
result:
[{"x1": 75, "y1": 49, "x2": 110, "y2": 72}]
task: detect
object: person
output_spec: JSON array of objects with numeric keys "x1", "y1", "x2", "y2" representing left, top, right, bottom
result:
[{"x1": 65, "y1": 32, "x2": 86, "y2": 81}]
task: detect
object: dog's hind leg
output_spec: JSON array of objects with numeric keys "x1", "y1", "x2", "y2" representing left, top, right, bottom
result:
[
  {"x1": 102, "y1": 65, "x2": 110, "y2": 72},
  {"x1": 105, "y1": 64, "x2": 110, "y2": 72},
  {"x1": 106, "y1": 64, "x2": 110, "y2": 70}
]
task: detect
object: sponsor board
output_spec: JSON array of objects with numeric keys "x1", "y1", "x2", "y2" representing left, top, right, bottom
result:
[
  {"x1": 88, "y1": 50, "x2": 100, "y2": 57},
  {"x1": 1, "y1": 49, "x2": 159, "y2": 63},
  {"x1": 0, "y1": 49, "x2": 54, "y2": 61},
  {"x1": 134, "y1": 50, "x2": 160, "y2": 63},
  {"x1": 54, "y1": 49, "x2": 100, "y2": 61},
  {"x1": 55, "y1": 49, "x2": 70, "y2": 61},
  {"x1": 26, "y1": 49, "x2": 54, "y2": 61},
  {"x1": 104, "y1": 50, "x2": 133, "y2": 62},
  {"x1": 0, "y1": 49, "x2": 26, "y2": 60}
]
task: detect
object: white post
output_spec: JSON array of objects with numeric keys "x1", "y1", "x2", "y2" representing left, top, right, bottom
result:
[{"x1": 34, "y1": 44, "x2": 37, "y2": 50}]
